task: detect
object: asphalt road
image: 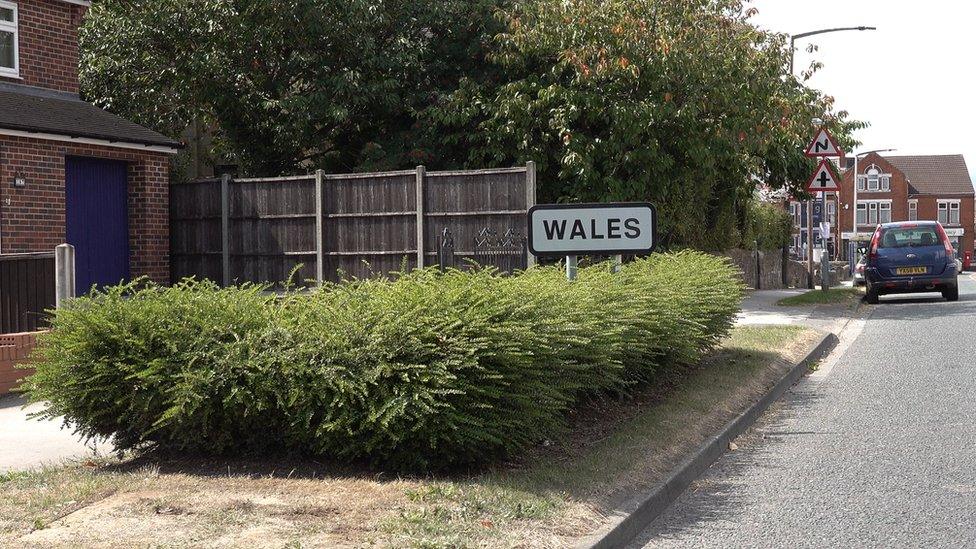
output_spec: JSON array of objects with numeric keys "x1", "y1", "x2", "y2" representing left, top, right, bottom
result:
[{"x1": 631, "y1": 274, "x2": 976, "y2": 548}]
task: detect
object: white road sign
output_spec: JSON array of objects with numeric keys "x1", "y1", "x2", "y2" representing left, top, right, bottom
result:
[
  {"x1": 528, "y1": 203, "x2": 657, "y2": 256},
  {"x1": 804, "y1": 128, "x2": 844, "y2": 158},
  {"x1": 805, "y1": 160, "x2": 839, "y2": 192}
]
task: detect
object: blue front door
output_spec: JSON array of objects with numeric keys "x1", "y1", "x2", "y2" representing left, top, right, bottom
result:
[{"x1": 65, "y1": 157, "x2": 129, "y2": 295}]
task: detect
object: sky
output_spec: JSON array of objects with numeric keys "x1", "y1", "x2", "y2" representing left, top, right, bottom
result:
[{"x1": 749, "y1": 0, "x2": 976, "y2": 184}]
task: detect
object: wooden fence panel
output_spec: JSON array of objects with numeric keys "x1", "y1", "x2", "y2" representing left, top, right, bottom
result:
[
  {"x1": 228, "y1": 177, "x2": 316, "y2": 286},
  {"x1": 170, "y1": 180, "x2": 223, "y2": 283},
  {"x1": 323, "y1": 171, "x2": 417, "y2": 281},
  {"x1": 424, "y1": 169, "x2": 528, "y2": 272},
  {"x1": 0, "y1": 253, "x2": 55, "y2": 334},
  {"x1": 170, "y1": 164, "x2": 536, "y2": 286}
]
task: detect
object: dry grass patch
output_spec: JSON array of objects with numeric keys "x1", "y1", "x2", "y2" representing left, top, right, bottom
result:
[{"x1": 1, "y1": 325, "x2": 817, "y2": 548}]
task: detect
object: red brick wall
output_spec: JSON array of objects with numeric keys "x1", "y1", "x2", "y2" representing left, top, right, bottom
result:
[
  {"x1": 0, "y1": 331, "x2": 38, "y2": 395},
  {"x1": 0, "y1": 0, "x2": 85, "y2": 94},
  {"x1": 837, "y1": 154, "x2": 910, "y2": 233},
  {"x1": 0, "y1": 135, "x2": 170, "y2": 283}
]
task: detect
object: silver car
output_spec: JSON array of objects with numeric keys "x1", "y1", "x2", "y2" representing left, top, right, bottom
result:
[{"x1": 853, "y1": 256, "x2": 866, "y2": 286}]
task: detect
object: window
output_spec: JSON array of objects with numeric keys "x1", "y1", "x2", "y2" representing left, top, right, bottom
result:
[
  {"x1": 789, "y1": 202, "x2": 802, "y2": 226},
  {"x1": 857, "y1": 200, "x2": 891, "y2": 226},
  {"x1": 0, "y1": 1, "x2": 17, "y2": 77},
  {"x1": 827, "y1": 200, "x2": 836, "y2": 223},
  {"x1": 867, "y1": 168, "x2": 879, "y2": 191},
  {"x1": 877, "y1": 226, "x2": 941, "y2": 249},
  {"x1": 908, "y1": 201, "x2": 918, "y2": 221},
  {"x1": 859, "y1": 166, "x2": 891, "y2": 192},
  {"x1": 879, "y1": 202, "x2": 891, "y2": 224},
  {"x1": 939, "y1": 200, "x2": 961, "y2": 225}
]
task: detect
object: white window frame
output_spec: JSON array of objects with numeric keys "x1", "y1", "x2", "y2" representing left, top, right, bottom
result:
[
  {"x1": 867, "y1": 168, "x2": 880, "y2": 191},
  {"x1": 0, "y1": 0, "x2": 18, "y2": 78},
  {"x1": 939, "y1": 200, "x2": 961, "y2": 225},
  {"x1": 908, "y1": 200, "x2": 918, "y2": 221},
  {"x1": 859, "y1": 165, "x2": 891, "y2": 193},
  {"x1": 857, "y1": 199, "x2": 892, "y2": 227}
]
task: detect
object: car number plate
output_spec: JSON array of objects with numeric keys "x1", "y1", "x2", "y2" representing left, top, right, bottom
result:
[{"x1": 896, "y1": 266, "x2": 927, "y2": 275}]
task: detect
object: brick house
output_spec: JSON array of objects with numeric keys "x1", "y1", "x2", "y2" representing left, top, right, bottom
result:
[
  {"x1": 0, "y1": 0, "x2": 180, "y2": 291},
  {"x1": 789, "y1": 154, "x2": 975, "y2": 263}
]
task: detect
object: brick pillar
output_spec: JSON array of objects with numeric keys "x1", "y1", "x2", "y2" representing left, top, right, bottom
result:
[{"x1": 127, "y1": 154, "x2": 170, "y2": 284}]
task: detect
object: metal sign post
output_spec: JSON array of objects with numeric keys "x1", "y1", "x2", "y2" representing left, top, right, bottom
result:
[
  {"x1": 566, "y1": 255, "x2": 579, "y2": 281},
  {"x1": 803, "y1": 128, "x2": 844, "y2": 291}
]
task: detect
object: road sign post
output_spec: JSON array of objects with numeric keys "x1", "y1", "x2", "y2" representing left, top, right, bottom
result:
[
  {"x1": 803, "y1": 128, "x2": 844, "y2": 292},
  {"x1": 528, "y1": 203, "x2": 657, "y2": 281}
]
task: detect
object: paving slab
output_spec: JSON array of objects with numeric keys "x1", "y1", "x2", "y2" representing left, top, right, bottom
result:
[{"x1": 0, "y1": 395, "x2": 110, "y2": 473}]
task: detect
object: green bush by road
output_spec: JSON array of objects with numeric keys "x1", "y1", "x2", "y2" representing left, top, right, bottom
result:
[{"x1": 23, "y1": 251, "x2": 742, "y2": 471}]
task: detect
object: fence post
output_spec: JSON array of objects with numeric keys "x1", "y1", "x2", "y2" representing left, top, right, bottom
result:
[
  {"x1": 438, "y1": 228, "x2": 455, "y2": 272},
  {"x1": 525, "y1": 161, "x2": 537, "y2": 268},
  {"x1": 220, "y1": 173, "x2": 231, "y2": 287},
  {"x1": 55, "y1": 243, "x2": 75, "y2": 308},
  {"x1": 315, "y1": 169, "x2": 325, "y2": 286},
  {"x1": 415, "y1": 165, "x2": 426, "y2": 268}
]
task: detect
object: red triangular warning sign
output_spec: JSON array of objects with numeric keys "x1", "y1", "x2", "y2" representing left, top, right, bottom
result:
[
  {"x1": 805, "y1": 159, "x2": 839, "y2": 192},
  {"x1": 804, "y1": 128, "x2": 844, "y2": 158}
]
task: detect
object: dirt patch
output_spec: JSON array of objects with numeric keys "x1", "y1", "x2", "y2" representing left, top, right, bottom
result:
[{"x1": 16, "y1": 474, "x2": 414, "y2": 548}]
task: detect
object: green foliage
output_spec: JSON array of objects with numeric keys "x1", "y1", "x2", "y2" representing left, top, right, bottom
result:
[
  {"x1": 423, "y1": 0, "x2": 866, "y2": 249},
  {"x1": 741, "y1": 201, "x2": 793, "y2": 250},
  {"x1": 24, "y1": 253, "x2": 742, "y2": 471},
  {"x1": 80, "y1": 0, "x2": 865, "y2": 248},
  {"x1": 80, "y1": 0, "x2": 505, "y2": 175}
]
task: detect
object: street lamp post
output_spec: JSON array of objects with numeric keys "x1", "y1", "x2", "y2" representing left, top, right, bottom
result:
[
  {"x1": 789, "y1": 26, "x2": 877, "y2": 74},
  {"x1": 788, "y1": 25, "x2": 876, "y2": 289}
]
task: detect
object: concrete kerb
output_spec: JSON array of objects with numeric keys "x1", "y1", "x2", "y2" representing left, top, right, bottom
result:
[{"x1": 576, "y1": 331, "x2": 840, "y2": 549}]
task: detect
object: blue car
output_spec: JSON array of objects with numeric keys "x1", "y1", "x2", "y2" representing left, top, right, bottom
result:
[{"x1": 864, "y1": 221, "x2": 959, "y2": 304}]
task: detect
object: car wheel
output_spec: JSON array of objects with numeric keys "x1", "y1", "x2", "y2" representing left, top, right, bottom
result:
[
  {"x1": 865, "y1": 285, "x2": 880, "y2": 304},
  {"x1": 943, "y1": 286, "x2": 959, "y2": 302}
]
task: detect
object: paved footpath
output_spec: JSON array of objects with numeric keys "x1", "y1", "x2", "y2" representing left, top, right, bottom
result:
[
  {"x1": 0, "y1": 395, "x2": 109, "y2": 472},
  {"x1": 632, "y1": 275, "x2": 976, "y2": 548},
  {"x1": 735, "y1": 285, "x2": 860, "y2": 334}
]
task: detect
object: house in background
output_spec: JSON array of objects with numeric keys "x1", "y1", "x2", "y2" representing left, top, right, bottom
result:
[
  {"x1": 0, "y1": 0, "x2": 180, "y2": 294},
  {"x1": 788, "y1": 154, "x2": 975, "y2": 263},
  {"x1": 836, "y1": 154, "x2": 975, "y2": 261}
]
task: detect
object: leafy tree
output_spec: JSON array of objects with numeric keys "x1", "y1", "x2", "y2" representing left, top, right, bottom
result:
[
  {"x1": 421, "y1": 0, "x2": 865, "y2": 249},
  {"x1": 81, "y1": 0, "x2": 864, "y2": 249},
  {"x1": 741, "y1": 201, "x2": 793, "y2": 250},
  {"x1": 81, "y1": 0, "x2": 504, "y2": 175}
]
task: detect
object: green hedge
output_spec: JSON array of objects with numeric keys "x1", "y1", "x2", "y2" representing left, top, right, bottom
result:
[{"x1": 23, "y1": 251, "x2": 742, "y2": 471}]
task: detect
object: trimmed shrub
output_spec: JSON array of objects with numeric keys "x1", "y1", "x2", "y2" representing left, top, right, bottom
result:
[{"x1": 23, "y1": 252, "x2": 742, "y2": 471}]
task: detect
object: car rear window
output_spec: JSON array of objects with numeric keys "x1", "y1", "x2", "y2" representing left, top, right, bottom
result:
[{"x1": 878, "y1": 227, "x2": 941, "y2": 248}]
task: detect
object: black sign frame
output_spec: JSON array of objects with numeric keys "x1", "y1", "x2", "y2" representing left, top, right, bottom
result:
[{"x1": 527, "y1": 202, "x2": 658, "y2": 256}]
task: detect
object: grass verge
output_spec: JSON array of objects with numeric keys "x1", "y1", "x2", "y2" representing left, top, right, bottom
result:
[
  {"x1": 1, "y1": 325, "x2": 817, "y2": 548},
  {"x1": 776, "y1": 287, "x2": 863, "y2": 307}
]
